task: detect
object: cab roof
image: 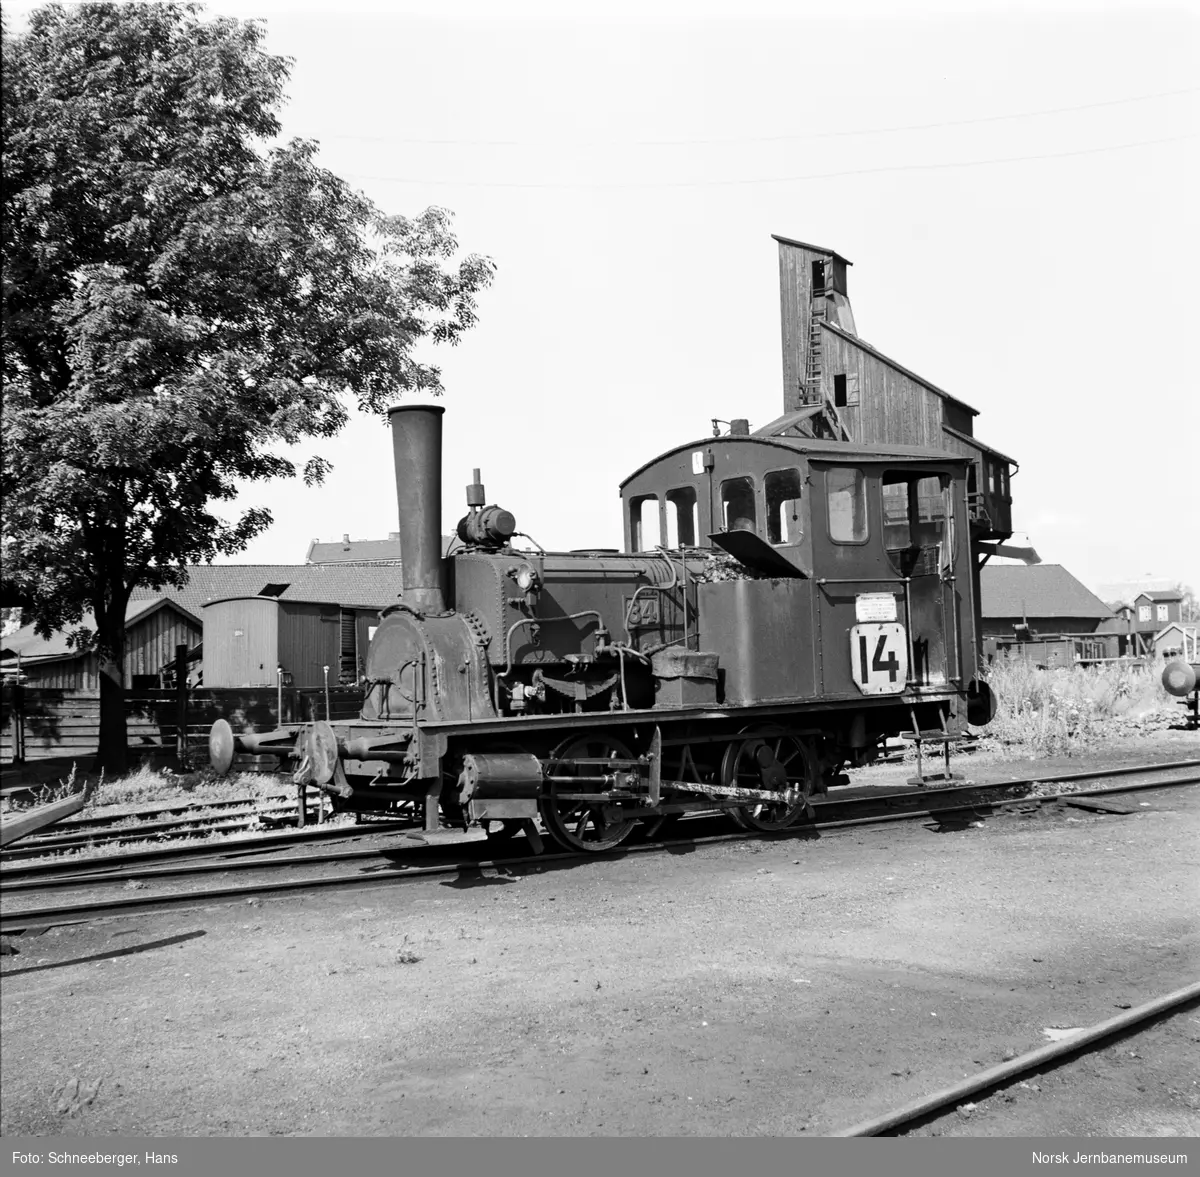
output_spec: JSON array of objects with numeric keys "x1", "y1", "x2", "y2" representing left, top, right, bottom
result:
[{"x1": 619, "y1": 434, "x2": 968, "y2": 490}]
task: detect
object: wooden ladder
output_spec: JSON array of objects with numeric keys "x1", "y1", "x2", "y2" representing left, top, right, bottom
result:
[{"x1": 803, "y1": 300, "x2": 825, "y2": 405}]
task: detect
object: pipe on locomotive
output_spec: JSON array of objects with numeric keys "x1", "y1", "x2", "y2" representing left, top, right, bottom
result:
[{"x1": 388, "y1": 404, "x2": 446, "y2": 615}]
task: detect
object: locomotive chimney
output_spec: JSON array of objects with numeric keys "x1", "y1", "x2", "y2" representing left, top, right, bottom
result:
[{"x1": 388, "y1": 404, "x2": 446, "y2": 615}]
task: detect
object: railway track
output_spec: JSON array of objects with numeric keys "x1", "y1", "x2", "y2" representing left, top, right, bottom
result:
[
  {"x1": 832, "y1": 980, "x2": 1200, "y2": 1136},
  {"x1": 0, "y1": 789, "x2": 319, "y2": 858},
  {"x1": 2, "y1": 800, "x2": 327, "y2": 859},
  {"x1": 2, "y1": 759, "x2": 1197, "y2": 934}
]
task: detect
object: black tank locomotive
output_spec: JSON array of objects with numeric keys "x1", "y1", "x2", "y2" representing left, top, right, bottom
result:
[{"x1": 209, "y1": 405, "x2": 997, "y2": 851}]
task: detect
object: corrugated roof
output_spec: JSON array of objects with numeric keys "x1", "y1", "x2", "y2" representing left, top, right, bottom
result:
[{"x1": 981, "y1": 565, "x2": 1115, "y2": 621}]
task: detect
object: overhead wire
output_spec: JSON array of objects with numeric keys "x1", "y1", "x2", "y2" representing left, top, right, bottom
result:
[
  {"x1": 342, "y1": 131, "x2": 1199, "y2": 190},
  {"x1": 315, "y1": 85, "x2": 1198, "y2": 147}
]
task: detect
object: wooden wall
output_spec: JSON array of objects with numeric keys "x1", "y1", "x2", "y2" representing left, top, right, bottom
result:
[
  {"x1": 778, "y1": 242, "x2": 813, "y2": 413},
  {"x1": 202, "y1": 598, "x2": 279, "y2": 688},
  {"x1": 127, "y1": 606, "x2": 201, "y2": 680},
  {"x1": 1, "y1": 685, "x2": 363, "y2": 766},
  {"x1": 10, "y1": 606, "x2": 201, "y2": 692},
  {"x1": 819, "y1": 326, "x2": 945, "y2": 448},
  {"x1": 277, "y1": 601, "x2": 342, "y2": 689},
  {"x1": 939, "y1": 428, "x2": 1013, "y2": 538}
]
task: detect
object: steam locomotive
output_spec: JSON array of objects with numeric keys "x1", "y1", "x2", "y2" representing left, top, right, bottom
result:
[{"x1": 209, "y1": 404, "x2": 997, "y2": 852}]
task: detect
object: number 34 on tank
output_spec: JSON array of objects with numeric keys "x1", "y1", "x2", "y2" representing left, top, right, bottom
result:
[{"x1": 850, "y1": 623, "x2": 908, "y2": 695}]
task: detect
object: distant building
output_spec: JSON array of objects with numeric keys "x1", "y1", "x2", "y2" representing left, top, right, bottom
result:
[
  {"x1": 1, "y1": 565, "x2": 408, "y2": 692},
  {"x1": 980, "y1": 565, "x2": 1115, "y2": 639},
  {"x1": 1, "y1": 598, "x2": 203, "y2": 690},
  {"x1": 1152, "y1": 622, "x2": 1199, "y2": 662},
  {"x1": 305, "y1": 533, "x2": 454, "y2": 565},
  {"x1": 1132, "y1": 589, "x2": 1183, "y2": 635},
  {"x1": 306, "y1": 534, "x2": 402, "y2": 564}
]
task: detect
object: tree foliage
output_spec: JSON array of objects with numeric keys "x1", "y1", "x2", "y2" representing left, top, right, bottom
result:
[{"x1": 1, "y1": 2, "x2": 495, "y2": 767}]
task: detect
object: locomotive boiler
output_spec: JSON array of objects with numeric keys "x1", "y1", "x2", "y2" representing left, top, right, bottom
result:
[{"x1": 209, "y1": 404, "x2": 997, "y2": 852}]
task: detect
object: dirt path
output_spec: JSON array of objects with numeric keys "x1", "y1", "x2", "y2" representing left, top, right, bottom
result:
[{"x1": 2, "y1": 745, "x2": 1198, "y2": 1137}]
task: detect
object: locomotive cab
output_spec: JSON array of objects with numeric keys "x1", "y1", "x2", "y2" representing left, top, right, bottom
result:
[{"x1": 620, "y1": 435, "x2": 977, "y2": 717}]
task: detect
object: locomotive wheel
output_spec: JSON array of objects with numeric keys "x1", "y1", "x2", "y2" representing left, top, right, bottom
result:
[
  {"x1": 539, "y1": 735, "x2": 639, "y2": 853},
  {"x1": 721, "y1": 730, "x2": 815, "y2": 832}
]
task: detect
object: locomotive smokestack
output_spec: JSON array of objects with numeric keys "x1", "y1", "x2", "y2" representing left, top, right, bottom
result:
[{"x1": 388, "y1": 404, "x2": 446, "y2": 615}]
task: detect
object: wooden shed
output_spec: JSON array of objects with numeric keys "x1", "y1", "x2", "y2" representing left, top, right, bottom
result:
[
  {"x1": 769, "y1": 233, "x2": 1015, "y2": 541},
  {"x1": 201, "y1": 596, "x2": 384, "y2": 689},
  {"x1": 0, "y1": 598, "x2": 203, "y2": 691}
]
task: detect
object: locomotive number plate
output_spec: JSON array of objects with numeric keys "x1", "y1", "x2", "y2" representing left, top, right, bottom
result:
[{"x1": 849, "y1": 623, "x2": 908, "y2": 695}]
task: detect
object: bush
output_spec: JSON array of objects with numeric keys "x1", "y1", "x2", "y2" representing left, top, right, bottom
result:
[{"x1": 976, "y1": 656, "x2": 1176, "y2": 758}]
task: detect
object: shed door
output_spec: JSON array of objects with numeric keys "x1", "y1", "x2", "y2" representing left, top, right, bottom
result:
[{"x1": 882, "y1": 473, "x2": 957, "y2": 686}]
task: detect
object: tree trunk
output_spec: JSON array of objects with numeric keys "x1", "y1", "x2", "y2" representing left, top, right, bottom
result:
[{"x1": 95, "y1": 613, "x2": 128, "y2": 776}]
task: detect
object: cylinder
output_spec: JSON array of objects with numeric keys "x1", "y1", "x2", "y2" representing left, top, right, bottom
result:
[
  {"x1": 388, "y1": 404, "x2": 446, "y2": 614},
  {"x1": 458, "y1": 753, "x2": 544, "y2": 804}
]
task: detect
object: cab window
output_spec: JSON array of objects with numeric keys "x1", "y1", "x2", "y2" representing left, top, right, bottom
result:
[
  {"x1": 827, "y1": 467, "x2": 867, "y2": 543},
  {"x1": 721, "y1": 477, "x2": 756, "y2": 533},
  {"x1": 882, "y1": 472, "x2": 950, "y2": 574},
  {"x1": 765, "y1": 469, "x2": 803, "y2": 545},
  {"x1": 665, "y1": 486, "x2": 699, "y2": 547},
  {"x1": 630, "y1": 494, "x2": 661, "y2": 550}
]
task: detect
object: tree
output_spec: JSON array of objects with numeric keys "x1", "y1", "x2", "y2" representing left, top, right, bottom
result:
[
  {"x1": 1, "y1": 3, "x2": 495, "y2": 771},
  {"x1": 1175, "y1": 584, "x2": 1199, "y2": 623}
]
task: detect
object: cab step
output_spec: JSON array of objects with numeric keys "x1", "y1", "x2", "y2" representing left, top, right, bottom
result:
[{"x1": 902, "y1": 709, "x2": 967, "y2": 787}]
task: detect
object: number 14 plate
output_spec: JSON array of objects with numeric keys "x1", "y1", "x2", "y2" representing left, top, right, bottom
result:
[{"x1": 850, "y1": 623, "x2": 908, "y2": 695}]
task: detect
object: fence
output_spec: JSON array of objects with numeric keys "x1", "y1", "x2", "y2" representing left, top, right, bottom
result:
[{"x1": 0, "y1": 683, "x2": 364, "y2": 769}]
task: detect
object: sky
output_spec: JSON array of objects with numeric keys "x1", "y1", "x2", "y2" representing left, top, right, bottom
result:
[{"x1": 12, "y1": 1, "x2": 1200, "y2": 598}]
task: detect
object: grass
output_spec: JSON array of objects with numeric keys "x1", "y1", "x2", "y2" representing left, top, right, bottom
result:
[
  {"x1": 1, "y1": 764, "x2": 287, "y2": 817},
  {"x1": 975, "y1": 656, "x2": 1179, "y2": 759}
]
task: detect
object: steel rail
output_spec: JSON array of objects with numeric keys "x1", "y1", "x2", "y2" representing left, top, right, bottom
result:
[
  {"x1": 2, "y1": 769, "x2": 1197, "y2": 933},
  {"x1": 830, "y1": 980, "x2": 1200, "y2": 1137},
  {"x1": 5, "y1": 802, "x2": 321, "y2": 856},
  {"x1": 4, "y1": 756, "x2": 1198, "y2": 884},
  {"x1": 27, "y1": 789, "x2": 299, "y2": 833},
  {"x1": 0, "y1": 819, "x2": 415, "y2": 881},
  {"x1": 7, "y1": 756, "x2": 1196, "y2": 866},
  {"x1": 6, "y1": 758, "x2": 1198, "y2": 888}
]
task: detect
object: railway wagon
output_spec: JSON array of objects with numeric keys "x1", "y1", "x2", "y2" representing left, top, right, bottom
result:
[{"x1": 209, "y1": 404, "x2": 998, "y2": 852}]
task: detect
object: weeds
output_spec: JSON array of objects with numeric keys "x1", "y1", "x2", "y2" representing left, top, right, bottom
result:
[{"x1": 977, "y1": 657, "x2": 1177, "y2": 758}]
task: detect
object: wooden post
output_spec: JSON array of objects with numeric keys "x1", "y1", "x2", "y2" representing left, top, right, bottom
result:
[
  {"x1": 174, "y1": 643, "x2": 189, "y2": 769},
  {"x1": 10, "y1": 678, "x2": 25, "y2": 766}
]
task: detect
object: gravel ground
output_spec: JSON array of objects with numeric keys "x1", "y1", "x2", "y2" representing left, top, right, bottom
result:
[{"x1": 1, "y1": 733, "x2": 1198, "y2": 1138}]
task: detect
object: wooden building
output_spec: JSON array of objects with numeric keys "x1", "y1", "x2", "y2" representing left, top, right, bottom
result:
[
  {"x1": 980, "y1": 564, "x2": 1115, "y2": 639},
  {"x1": 0, "y1": 598, "x2": 202, "y2": 690},
  {"x1": 202, "y1": 596, "x2": 385, "y2": 689},
  {"x1": 1133, "y1": 590, "x2": 1183, "y2": 635},
  {"x1": 1152, "y1": 622, "x2": 1198, "y2": 661},
  {"x1": 764, "y1": 235, "x2": 1015, "y2": 542}
]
